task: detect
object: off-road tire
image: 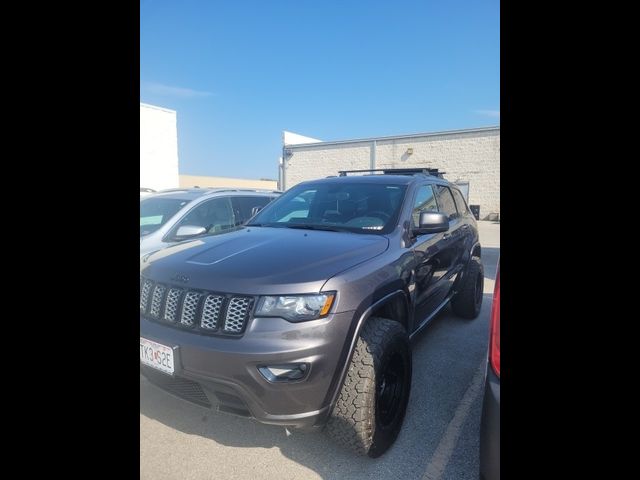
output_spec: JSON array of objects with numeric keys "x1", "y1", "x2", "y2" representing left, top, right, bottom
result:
[
  {"x1": 451, "y1": 256, "x2": 484, "y2": 319},
  {"x1": 326, "y1": 317, "x2": 411, "y2": 457}
]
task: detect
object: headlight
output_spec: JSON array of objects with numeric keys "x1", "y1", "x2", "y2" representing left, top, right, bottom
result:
[{"x1": 255, "y1": 293, "x2": 336, "y2": 322}]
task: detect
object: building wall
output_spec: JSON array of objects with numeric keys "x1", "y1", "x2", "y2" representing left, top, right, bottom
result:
[
  {"x1": 140, "y1": 103, "x2": 179, "y2": 190},
  {"x1": 284, "y1": 128, "x2": 500, "y2": 219},
  {"x1": 180, "y1": 174, "x2": 278, "y2": 190}
]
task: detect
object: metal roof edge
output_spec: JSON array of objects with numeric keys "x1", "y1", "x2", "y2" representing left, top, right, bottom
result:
[
  {"x1": 284, "y1": 125, "x2": 500, "y2": 148},
  {"x1": 140, "y1": 102, "x2": 177, "y2": 114}
]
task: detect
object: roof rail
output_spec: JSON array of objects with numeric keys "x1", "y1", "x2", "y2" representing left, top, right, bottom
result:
[
  {"x1": 156, "y1": 187, "x2": 281, "y2": 195},
  {"x1": 199, "y1": 188, "x2": 282, "y2": 194},
  {"x1": 337, "y1": 168, "x2": 445, "y2": 178},
  {"x1": 156, "y1": 188, "x2": 191, "y2": 193}
]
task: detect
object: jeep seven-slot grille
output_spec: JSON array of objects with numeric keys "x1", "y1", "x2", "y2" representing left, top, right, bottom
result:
[{"x1": 139, "y1": 277, "x2": 254, "y2": 335}]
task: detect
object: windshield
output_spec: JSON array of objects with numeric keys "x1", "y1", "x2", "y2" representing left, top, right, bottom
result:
[
  {"x1": 247, "y1": 182, "x2": 407, "y2": 234},
  {"x1": 140, "y1": 197, "x2": 190, "y2": 236}
]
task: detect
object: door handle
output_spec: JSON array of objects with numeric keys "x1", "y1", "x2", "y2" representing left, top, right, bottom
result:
[{"x1": 443, "y1": 233, "x2": 451, "y2": 240}]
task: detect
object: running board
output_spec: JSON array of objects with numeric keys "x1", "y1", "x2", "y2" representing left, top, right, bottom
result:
[{"x1": 409, "y1": 293, "x2": 454, "y2": 340}]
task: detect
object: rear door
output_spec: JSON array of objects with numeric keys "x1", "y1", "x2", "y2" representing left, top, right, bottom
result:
[
  {"x1": 432, "y1": 185, "x2": 467, "y2": 295},
  {"x1": 450, "y1": 186, "x2": 475, "y2": 264}
]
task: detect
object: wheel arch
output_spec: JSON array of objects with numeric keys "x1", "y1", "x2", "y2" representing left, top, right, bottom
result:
[{"x1": 321, "y1": 289, "x2": 411, "y2": 419}]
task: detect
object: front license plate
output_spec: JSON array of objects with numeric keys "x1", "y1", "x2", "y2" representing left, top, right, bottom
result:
[{"x1": 140, "y1": 337, "x2": 175, "y2": 375}]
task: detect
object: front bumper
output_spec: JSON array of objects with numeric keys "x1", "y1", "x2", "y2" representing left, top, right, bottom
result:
[{"x1": 140, "y1": 310, "x2": 354, "y2": 429}]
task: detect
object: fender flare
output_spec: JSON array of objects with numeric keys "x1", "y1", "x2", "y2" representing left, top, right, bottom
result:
[
  {"x1": 321, "y1": 289, "x2": 410, "y2": 418},
  {"x1": 470, "y1": 241, "x2": 481, "y2": 259},
  {"x1": 452, "y1": 241, "x2": 481, "y2": 293}
]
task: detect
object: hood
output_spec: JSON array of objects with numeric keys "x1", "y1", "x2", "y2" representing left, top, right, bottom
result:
[{"x1": 140, "y1": 226, "x2": 389, "y2": 294}]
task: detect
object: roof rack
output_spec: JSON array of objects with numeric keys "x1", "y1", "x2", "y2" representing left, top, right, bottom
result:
[{"x1": 337, "y1": 168, "x2": 445, "y2": 178}]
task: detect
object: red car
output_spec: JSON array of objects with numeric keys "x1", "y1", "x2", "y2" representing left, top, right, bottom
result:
[{"x1": 480, "y1": 259, "x2": 500, "y2": 479}]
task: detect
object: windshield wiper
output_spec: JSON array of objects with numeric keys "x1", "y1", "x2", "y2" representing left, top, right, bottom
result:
[
  {"x1": 246, "y1": 223, "x2": 287, "y2": 228},
  {"x1": 284, "y1": 224, "x2": 343, "y2": 232}
]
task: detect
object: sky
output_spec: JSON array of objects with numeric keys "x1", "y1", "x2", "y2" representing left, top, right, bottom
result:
[{"x1": 140, "y1": 0, "x2": 499, "y2": 180}]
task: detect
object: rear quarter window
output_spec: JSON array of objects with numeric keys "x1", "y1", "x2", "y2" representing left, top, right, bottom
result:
[
  {"x1": 434, "y1": 185, "x2": 459, "y2": 220},
  {"x1": 451, "y1": 188, "x2": 471, "y2": 215}
]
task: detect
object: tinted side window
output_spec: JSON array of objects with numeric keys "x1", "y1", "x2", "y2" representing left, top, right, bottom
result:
[
  {"x1": 451, "y1": 188, "x2": 470, "y2": 215},
  {"x1": 434, "y1": 185, "x2": 458, "y2": 219},
  {"x1": 412, "y1": 185, "x2": 438, "y2": 227},
  {"x1": 231, "y1": 196, "x2": 274, "y2": 224},
  {"x1": 174, "y1": 197, "x2": 235, "y2": 236}
]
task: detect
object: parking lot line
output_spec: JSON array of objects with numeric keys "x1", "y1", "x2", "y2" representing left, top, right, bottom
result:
[{"x1": 421, "y1": 361, "x2": 486, "y2": 480}]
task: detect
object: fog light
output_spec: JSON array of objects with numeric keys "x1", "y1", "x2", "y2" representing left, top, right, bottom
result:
[{"x1": 258, "y1": 363, "x2": 309, "y2": 382}]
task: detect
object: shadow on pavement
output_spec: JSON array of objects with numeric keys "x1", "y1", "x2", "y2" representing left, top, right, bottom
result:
[
  {"x1": 481, "y1": 247, "x2": 500, "y2": 281},
  {"x1": 140, "y1": 371, "x2": 419, "y2": 480}
]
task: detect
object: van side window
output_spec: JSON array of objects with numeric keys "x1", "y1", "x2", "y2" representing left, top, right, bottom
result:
[
  {"x1": 231, "y1": 196, "x2": 274, "y2": 224},
  {"x1": 174, "y1": 197, "x2": 236, "y2": 236}
]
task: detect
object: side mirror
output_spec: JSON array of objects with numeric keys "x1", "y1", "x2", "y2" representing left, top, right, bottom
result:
[
  {"x1": 251, "y1": 206, "x2": 263, "y2": 216},
  {"x1": 174, "y1": 225, "x2": 207, "y2": 240},
  {"x1": 413, "y1": 211, "x2": 449, "y2": 236}
]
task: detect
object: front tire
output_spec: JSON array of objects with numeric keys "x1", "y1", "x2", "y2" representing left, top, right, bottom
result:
[
  {"x1": 451, "y1": 256, "x2": 484, "y2": 319},
  {"x1": 326, "y1": 317, "x2": 411, "y2": 457}
]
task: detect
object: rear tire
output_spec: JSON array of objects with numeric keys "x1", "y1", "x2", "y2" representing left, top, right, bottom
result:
[
  {"x1": 326, "y1": 317, "x2": 411, "y2": 457},
  {"x1": 451, "y1": 256, "x2": 484, "y2": 319}
]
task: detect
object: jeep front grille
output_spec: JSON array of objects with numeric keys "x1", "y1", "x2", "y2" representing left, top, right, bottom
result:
[
  {"x1": 201, "y1": 295, "x2": 224, "y2": 330},
  {"x1": 150, "y1": 284, "x2": 166, "y2": 317},
  {"x1": 224, "y1": 297, "x2": 253, "y2": 333},
  {"x1": 139, "y1": 278, "x2": 253, "y2": 335},
  {"x1": 180, "y1": 291, "x2": 201, "y2": 326},
  {"x1": 164, "y1": 288, "x2": 182, "y2": 323},
  {"x1": 140, "y1": 279, "x2": 153, "y2": 312}
]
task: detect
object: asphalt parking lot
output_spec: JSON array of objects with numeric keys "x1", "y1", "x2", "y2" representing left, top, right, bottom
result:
[{"x1": 140, "y1": 221, "x2": 500, "y2": 480}]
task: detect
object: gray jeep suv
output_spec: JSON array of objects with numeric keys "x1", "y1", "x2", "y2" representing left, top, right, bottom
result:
[{"x1": 140, "y1": 168, "x2": 483, "y2": 457}]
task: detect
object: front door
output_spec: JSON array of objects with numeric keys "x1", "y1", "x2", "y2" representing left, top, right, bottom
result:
[{"x1": 410, "y1": 184, "x2": 467, "y2": 329}]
